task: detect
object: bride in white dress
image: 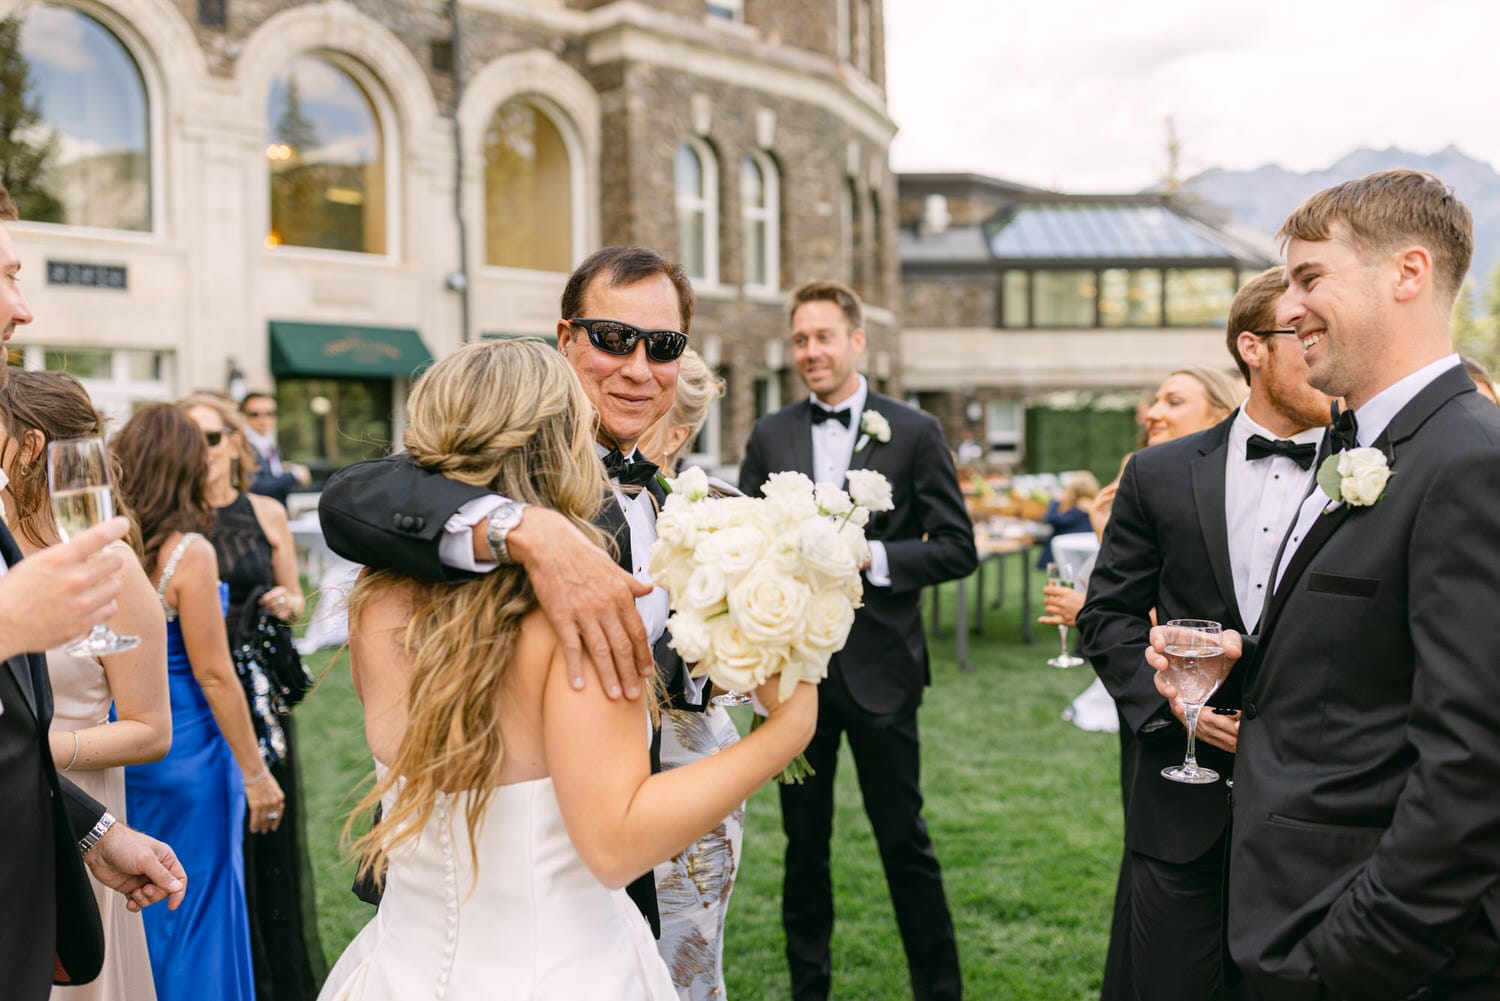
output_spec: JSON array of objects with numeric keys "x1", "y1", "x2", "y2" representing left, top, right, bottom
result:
[{"x1": 319, "y1": 341, "x2": 817, "y2": 1001}]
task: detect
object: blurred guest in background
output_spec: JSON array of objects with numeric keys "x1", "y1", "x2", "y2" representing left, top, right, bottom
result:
[
  {"x1": 0, "y1": 370, "x2": 169, "y2": 1001},
  {"x1": 1036, "y1": 470, "x2": 1099, "y2": 570},
  {"x1": 182, "y1": 394, "x2": 325, "y2": 1001},
  {"x1": 637, "y1": 349, "x2": 744, "y2": 1001},
  {"x1": 240, "y1": 394, "x2": 309, "y2": 508},
  {"x1": 114, "y1": 404, "x2": 285, "y2": 1001}
]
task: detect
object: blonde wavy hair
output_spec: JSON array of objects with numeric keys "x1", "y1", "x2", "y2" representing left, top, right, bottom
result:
[{"x1": 344, "y1": 340, "x2": 609, "y2": 885}]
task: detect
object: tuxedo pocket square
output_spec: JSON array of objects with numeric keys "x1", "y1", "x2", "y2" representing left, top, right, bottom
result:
[{"x1": 1306, "y1": 571, "x2": 1380, "y2": 598}]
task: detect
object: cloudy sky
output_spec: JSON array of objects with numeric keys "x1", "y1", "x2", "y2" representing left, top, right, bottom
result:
[{"x1": 885, "y1": 0, "x2": 1499, "y2": 191}]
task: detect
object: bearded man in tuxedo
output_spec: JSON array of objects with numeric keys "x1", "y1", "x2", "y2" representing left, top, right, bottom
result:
[
  {"x1": 1152, "y1": 170, "x2": 1500, "y2": 1001},
  {"x1": 0, "y1": 186, "x2": 187, "y2": 1000},
  {"x1": 739, "y1": 280, "x2": 976, "y2": 1001}
]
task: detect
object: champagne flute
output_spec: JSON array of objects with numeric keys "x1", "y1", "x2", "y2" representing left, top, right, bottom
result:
[
  {"x1": 48, "y1": 437, "x2": 140, "y2": 657},
  {"x1": 1044, "y1": 561, "x2": 1085, "y2": 668},
  {"x1": 1160, "y1": 618, "x2": 1228, "y2": 784}
]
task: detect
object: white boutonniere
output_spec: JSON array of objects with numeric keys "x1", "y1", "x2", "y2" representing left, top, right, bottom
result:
[
  {"x1": 1316, "y1": 447, "x2": 1392, "y2": 512},
  {"x1": 855, "y1": 410, "x2": 892, "y2": 453}
]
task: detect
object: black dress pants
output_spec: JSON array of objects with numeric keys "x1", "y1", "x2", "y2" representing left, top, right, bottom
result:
[{"x1": 779, "y1": 680, "x2": 961, "y2": 1001}]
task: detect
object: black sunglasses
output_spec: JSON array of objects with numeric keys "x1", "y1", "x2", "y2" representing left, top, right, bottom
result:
[
  {"x1": 204, "y1": 429, "x2": 233, "y2": 447},
  {"x1": 569, "y1": 318, "x2": 688, "y2": 363},
  {"x1": 1251, "y1": 329, "x2": 1298, "y2": 337}
]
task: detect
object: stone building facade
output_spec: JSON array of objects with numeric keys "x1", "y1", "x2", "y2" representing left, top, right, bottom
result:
[{"x1": 4, "y1": 0, "x2": 898, "y2": 477}]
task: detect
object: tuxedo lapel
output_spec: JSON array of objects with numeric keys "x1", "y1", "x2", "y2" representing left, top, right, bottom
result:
[
  {"x1": 1190, "y1": 428, "x2": 1239, "y2": 631},
  {"x1": 0, "y1": 524, "x2": 38, "y2": 719},
  {"x1": 595, "y1": 488, "x2": 632, "y2": 572},
  {"x1": 790, "y1": 402, "x2": 815, "y2": 478}
]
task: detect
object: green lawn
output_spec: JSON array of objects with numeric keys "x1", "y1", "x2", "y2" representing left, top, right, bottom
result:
[{"x1": 296, "y1": 569, "x2": 1121, "y2": 999}]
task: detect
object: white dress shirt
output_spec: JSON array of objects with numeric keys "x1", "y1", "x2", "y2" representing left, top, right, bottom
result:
[
  {"x1": 810, "y1": 376, "x2": 891, "y2": 587},
  {"x1": 245, "y1": 427, "x2": 283, "y2": 476},
  {"x1": 1273, "y1": 354, "x2": 1461, "y2": 592},
  {"x1": 1224, "y1": 407, "x2": 1323, "y2": 630}
]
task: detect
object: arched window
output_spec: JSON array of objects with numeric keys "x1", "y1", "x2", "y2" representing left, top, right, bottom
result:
[
  {"x1": 675, "y1": 139, "x2": 718, "y2": 284},
  {"x1": 266, "y1": 54, "x2": 386, "y2": 254},
  {"x1": 740, "y1": 153, "x2": 779, "y2": 291},
  {"x1": 10, "y1": 5, "x2": 151, "y2": 230},
  {"x1": 485, "y1": 99, "x2": 574, "y2": 271}
]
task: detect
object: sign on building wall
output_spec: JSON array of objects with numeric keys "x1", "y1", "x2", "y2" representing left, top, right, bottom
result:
[{"x1": 46, "y1": 261, "x2": 128, "y2": 291}]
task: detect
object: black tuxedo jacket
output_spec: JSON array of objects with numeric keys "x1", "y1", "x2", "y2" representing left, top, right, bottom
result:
[
  {"x1": 738, "y1": 393, "x2": 977, "y2": 717},
  {"x1": 0, "y1": 523, "x2": 108, "y2": 999},
  {"x1": 1229, "y1": 366, "x2": 1500, "y2": 1000},
  {"x1": 1077, "y1": 415, "x2": 1246, "y2": 864}
]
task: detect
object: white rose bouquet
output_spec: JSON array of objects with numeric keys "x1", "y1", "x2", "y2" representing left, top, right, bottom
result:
[{"x1": 649, "y1": 465, "x2": 894, "y2": 781}]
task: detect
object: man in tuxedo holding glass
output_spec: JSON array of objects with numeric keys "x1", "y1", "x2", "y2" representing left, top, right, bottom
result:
[
  {"x1": 739, "y1": 280, "x2": 976, "y2": 1001},
  {"x1": 1151, "y1": 170, "x2": 1500, "y2": 1001},
  {"x1": 0, "y1": 186, "x2": 187, "y2": 1000},
  {"x1": 1079, "y1": 266, "x2": 1333, "y2": 1001}
]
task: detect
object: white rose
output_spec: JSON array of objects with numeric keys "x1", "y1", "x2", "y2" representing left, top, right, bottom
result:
[
  {"x1": 1337, "y1": 447, "x2": 1392, "y2": 506},
  {"x1": 766, "y1": 532, "x2": 806, "y2": 575},
  {"x1": 667, "y1": 465, "x2": 710, "y2": 501},
  {"x1": 845, "y1": 469, "x2": 894, "y2": 513},
  {"x1": 654, "y1": 502, "x2": 699, "y2": 551},
  {"x1": 648, "y1": 539, "x2": 693, "y2": 597},
  {"x1": 682, "y1": 563, "x2": 729, "y2": 612},
  {"x1": 802, "y1": 590, "x2": 856, "y2": 654},
  {"x1": 694, "y1": 523, "x2": 765, "y2": 576},
  {"x1": 815, "y1": 483, "x2": 854, "y2": 517},
  {"x1": 762, "y1": 471, "x2": 815, "y2": 504},
  {"x1": 836, "y1": 520, "x2": 871, "y2": 571},
  {"x1": 666, "y1": 612, "x2": 713, "y2": 663},
  {"x1": 846, "y1": 506, "x2": 871, "y2": 528},
  {"x1": 799, "y1": 517, "x2": 859, "y2": 580},
  {"x1": 708, "y1": 616, "x2": 780, "y2": 692},
  {"x1": 860, "y1": 410, "x2": 892, "y2": 443},
  {"x1": 729, "y1": 564, "x2": 810, "y2": 646}
]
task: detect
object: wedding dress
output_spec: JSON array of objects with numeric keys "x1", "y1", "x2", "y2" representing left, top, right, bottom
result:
[{"x1": 320, "y1": 765, "x2": 678, "y2": 1001}]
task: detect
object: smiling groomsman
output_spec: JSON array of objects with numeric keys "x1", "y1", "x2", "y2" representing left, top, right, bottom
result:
[
  {"x1": 739, "y1": 280, "x2": 977, "y2": 1001},
  {"x1": 1150, "y1": 171, "x2": 1500, "y2": 1001}
]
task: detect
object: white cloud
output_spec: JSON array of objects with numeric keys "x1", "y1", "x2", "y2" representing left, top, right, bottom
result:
[{"x1": 887, "y1": 0, "x2": 1500, "y2": 189}]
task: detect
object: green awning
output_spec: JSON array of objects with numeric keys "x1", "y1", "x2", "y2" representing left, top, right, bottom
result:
[
  {"x1": 482, "y1": 331, "x2": 558, "y2": 347},
  {"x1": 269, "y1": 321, "x2": 433, "y2": 379}
]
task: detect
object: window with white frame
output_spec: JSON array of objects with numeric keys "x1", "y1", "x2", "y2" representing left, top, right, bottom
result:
[
  {"x1": 21, "y1": 346, "x2": 175, "y2": 429},
  {"x1": 675, "y1": 139, "x2": 719, "y2": 284},
  {"x1": 484, "y1": 99, "x2": 575, "y2": 271},
  {"x1": 266, "y1": 54, "x2": 387, "y2": 254},
  {"x1": 13, "y1": 4, "x2": 151, "y2": 231},
  {"x1": 706, "y1": 0, "x2": 742, "y2": 21},
  {"x1": 740, "y1": 153, "x2": 779, "y2": 291},
  {"x1": 986, "y1": 398, "x2": 1023, "y2": 454}
]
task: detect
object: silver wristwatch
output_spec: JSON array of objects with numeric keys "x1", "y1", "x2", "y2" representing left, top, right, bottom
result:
[
  {"x1": 485, "y1": 501, "x2": 531, "y2": 565},
  {"x1": 78, "y1": 811, "x2": 117, "y2": 856}
]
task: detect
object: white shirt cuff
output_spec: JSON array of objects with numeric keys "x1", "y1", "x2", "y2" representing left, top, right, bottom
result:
[
  {"x1": 864, "y1": 540, "x2": 891, "y2": 588},
  {"x1": 438, "y1": 494, "x2": 507, "y2": 572}
]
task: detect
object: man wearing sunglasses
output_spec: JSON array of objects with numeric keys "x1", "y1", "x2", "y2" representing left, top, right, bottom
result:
[
  {"x1": 1078, "y1": 267, "x2": 1331, "y2": 1001},
  {"x1": 319, "y1": 244, "x2": 706, "y2": 936}
]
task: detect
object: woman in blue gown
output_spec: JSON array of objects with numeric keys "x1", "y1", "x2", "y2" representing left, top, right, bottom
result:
[{"x1": 113, "y1": 405, "x2": 286, "y2": 1001}]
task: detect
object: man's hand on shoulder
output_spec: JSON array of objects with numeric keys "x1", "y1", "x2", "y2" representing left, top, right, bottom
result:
[
  {"x1": 0, "y1": 517, "x2": 129, "y2": 660},
  {"x1": 506, "y1": 507, "x2": 654, "y2": 700}
]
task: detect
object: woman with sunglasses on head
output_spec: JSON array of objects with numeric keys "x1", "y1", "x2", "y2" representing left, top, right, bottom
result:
[
  {"x1": 320, "y1": 339, "x2": 816, "y2": 1001},
  {"x1": 113, "y1": 404, "x2": 285, "y2": 1001},
  {"x1": 0, "y1": 370, "x2": 169, "y2": 1001},
  {"x1": 181, "y1": 394, "x2": 326, "y2": 1001},
  {"x1": 634, "y1": 349, "x2": 744, "y2": 1001}
]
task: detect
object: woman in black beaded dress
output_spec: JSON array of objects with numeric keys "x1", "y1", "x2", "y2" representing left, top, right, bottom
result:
[{"x1": 181, "y1": 393, "x2": 326, "y2": 1001}]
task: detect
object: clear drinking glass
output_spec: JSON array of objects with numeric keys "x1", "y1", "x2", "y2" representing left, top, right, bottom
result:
[
  {"x1": 1160, "y1": 618, "x2": 1228, "y2": 784},
  {"x1": 48, "y1": 437, "x2": 140, "y2": 657},
  {"x1": 1045, "y1": 561, "x2": 1085, "y2": 668}
]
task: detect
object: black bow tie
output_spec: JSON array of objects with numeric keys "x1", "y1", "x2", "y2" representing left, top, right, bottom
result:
[
  {"x1": 811, "y1": 407, "x2": 851, "y2": 428},
  {"x1": 1245, "y1": 434, "x2": 1317, "y2": 470},
  {"x1": 1329, "y1": 403, "x2": 1359, "y2": 454},
  {"x1": 602, "y1": 448, "x2": 659, "y2": 488}
]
